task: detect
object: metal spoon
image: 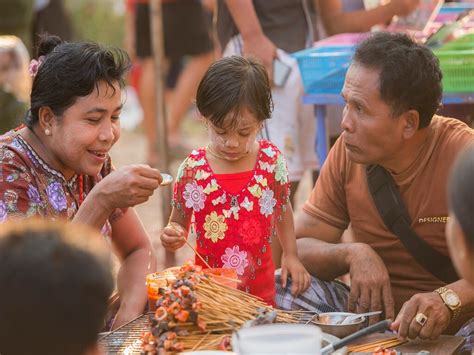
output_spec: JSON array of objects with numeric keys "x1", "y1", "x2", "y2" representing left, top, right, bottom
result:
[
  {"x1": 160, "y1": 173, "x2": 173, "y2": 186},
  {"x1": 340, "y1": 310, "x2": 382, "y2": 325}
]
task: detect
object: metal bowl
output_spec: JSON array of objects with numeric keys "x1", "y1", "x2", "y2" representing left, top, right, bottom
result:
[{"x1": 312, "y1": 312, "x2": 365, "y2": 339}]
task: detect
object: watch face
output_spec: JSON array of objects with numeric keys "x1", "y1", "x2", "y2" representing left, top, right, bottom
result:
[{"x1": 445, "y1": 292, "x2": 460, "y2": 306}]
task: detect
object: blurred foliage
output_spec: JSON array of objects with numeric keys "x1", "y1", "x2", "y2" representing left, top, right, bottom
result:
[{"x1": 65, "y1": 0, "x2": 125, "y2": 47}]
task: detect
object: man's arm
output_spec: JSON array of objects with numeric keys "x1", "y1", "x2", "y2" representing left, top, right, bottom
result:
[
  {"x1": 316, "y1": 0, "x2": 420, "y2": 35},
  {"x1": 224, "y1": 0, "x2": 276, "y2": 80},
  {"x1": 296, "y1": 210, "x2": 395, "y2": 323}
]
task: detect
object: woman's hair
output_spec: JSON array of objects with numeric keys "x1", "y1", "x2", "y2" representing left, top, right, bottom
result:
[
  {"x1": 0, "y1": 219, "x2": 113, "y2": 355},
  {"x1": 26, "y1": 34, "x2": 131, "y2": 128},
  {"x1": 448, "y1": 146, "x2": 474, "y2": 247},
  {"x1": 353, "y1": 32, "x2": 442, "y2": 129},
  {"x1": 196, "y1": 55, "x2": 273, "y2": 130}
]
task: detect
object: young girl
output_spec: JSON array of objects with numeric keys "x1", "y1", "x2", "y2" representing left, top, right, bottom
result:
[{"x1": 160, "y1": 56, "x2": 310, "y2": 305}]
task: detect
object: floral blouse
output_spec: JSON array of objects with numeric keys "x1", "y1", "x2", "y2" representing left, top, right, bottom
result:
[
  {"x1": 172, "y1": 140, "x2": 290, "y2": 304},
  {"x1": 0, "y1": 129, "x2": 122, "y2": 237}
]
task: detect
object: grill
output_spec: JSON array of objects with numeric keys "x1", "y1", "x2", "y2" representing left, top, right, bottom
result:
[{"x1": 99, "y1": 313, "x2": 151, "y2": 354}]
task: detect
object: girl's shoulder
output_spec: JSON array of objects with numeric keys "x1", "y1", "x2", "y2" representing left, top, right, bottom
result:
[{"x1": 176, "y1": 147, "x2": 208, "y2": 181}]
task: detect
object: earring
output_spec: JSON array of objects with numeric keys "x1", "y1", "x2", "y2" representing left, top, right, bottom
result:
[{"x1": 44, "y1": 128, "x2": 51, "y2": 136}]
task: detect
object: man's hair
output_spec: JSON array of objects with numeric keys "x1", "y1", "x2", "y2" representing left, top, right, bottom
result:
[
  {"x1": 353, "y1": 32, "x2": 442, "y2": 128},
  {"x1": 448, "y1": 146, "x2": 474, "y2": 247},
  {"x1": 26, "y1": 34, "x2": 130, "y2": 128},
  {"x1": 196, "y1": 55, "x2": 273, "y2": 130},
  {"x1": 0, "y1": 220, "x2": 113, "y2": 355}
]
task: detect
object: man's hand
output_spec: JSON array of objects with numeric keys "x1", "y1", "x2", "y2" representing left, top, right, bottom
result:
[
  {"x1": 347, "y1": 243, "x2": 395, "y2": 325},
  {"x1": 391, "y1": 292, "x2": 451, "y2": 340},
  {"x1": 242, "y1": 32, "x2": 277, "y2": 82}
]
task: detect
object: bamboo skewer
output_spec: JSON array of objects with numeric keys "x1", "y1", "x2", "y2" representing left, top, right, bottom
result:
[
  {"x1": 347, "y1": 337, "x2": 407, "y2": 353},
  {"x1": 184, "y1": 238, "x2": 212, "y2": 269}
]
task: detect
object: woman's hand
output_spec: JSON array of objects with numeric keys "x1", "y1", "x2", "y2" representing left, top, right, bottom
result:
[
  {"x1": 160, "y1": 222, "x2": 187, "y2": 251},
  {"x1": 92, "y1": 164, "x2": 163, "y2": 211},
  {"x1": 280, "y1": 253, "x2": 311, "y2": 296}
]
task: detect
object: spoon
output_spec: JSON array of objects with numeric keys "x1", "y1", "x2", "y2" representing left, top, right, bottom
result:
[
  {"x1": 160, "y1": 173, "x2": 174, "y2": 186},
  {"x1": 340, "y1": 310, "x2": 382, "y2": 325}
]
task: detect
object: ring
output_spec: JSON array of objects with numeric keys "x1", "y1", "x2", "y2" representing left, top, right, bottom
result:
[{"x1": 415, "y1": 312, "x2": 428, "y2": 327}]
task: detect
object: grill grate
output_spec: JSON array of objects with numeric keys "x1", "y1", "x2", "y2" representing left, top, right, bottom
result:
[{"x1": 99, "y1": 314, "x2": 151, "y2": 354}]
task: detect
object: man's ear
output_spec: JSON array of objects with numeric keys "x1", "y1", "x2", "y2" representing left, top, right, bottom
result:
[
  {"x1": 402, "y1": 109, "x2": 420, "y2": 139},
  {"x1": 38, "y1": 107, "x2": 56, "y2": 133}
]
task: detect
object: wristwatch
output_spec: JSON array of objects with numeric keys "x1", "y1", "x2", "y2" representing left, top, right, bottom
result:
[{"x1": 435, "y1": 287, "x2": 461, "y2": 320}]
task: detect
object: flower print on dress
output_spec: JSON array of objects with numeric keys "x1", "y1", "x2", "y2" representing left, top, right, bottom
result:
[
  {"x1": 221, "y1": 245, "x2": 249, "y2": 276},
  {"x1": 239, "y1": 219, "x2": 263, "y2": 246},
  {"x1": 183, "y1": 181, "x2": 206, "y2": 212},
  {"x1": 46, "y1": 181, "x2": 67, "y2": 212},
  {"x1": 27, "y1": 185, "x2": 41, "y2": 205},
  {"x1": 204, "y1": 211, "x2": 228, "y2": 242},
  {"x1": 262, "y1": 146, "x2": 276, "y2": 158},
  {"x1": 259, "y1": 188, "x2": 276, "y2": 217},
  {"x1": 274, "y1": 155, "x2": 288, "y2": 184},
  {"x1": 0, "y1": 200, "x2": 7, "y2": 222}
]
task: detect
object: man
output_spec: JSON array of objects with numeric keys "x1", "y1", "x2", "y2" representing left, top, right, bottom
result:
[
  {"x1": 276, "y1": 32, "x2": 474, "y2": 350},
  {"x1": 0, "y1": 220, "x2": 113, "y2": 355}
]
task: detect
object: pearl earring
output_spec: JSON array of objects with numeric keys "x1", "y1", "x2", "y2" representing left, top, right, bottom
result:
[{"x1": 44, "y1": 128, "x2": 51, "y2": 136}]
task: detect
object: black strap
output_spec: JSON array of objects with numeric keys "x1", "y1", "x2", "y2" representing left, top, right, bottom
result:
[{"x1": 366, "y1": 165, "x2": 458, "y2": 284}]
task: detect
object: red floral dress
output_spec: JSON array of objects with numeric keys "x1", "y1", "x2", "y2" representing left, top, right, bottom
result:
[{"x1": 172, "y1": 140, "x2": 290, "y2": 305}]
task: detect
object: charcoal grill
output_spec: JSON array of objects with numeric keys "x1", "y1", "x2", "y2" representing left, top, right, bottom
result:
[{"x1": 99, "y1": 313, "x2": 151, "y2": 354}]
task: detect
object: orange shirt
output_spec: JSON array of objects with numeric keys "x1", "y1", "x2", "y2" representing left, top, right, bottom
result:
[{"x1": 304, "y1": 116, "x2": 474, "y2": 315}]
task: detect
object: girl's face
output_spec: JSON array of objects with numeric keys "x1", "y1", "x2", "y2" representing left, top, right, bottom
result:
[
  {"x1": 47, "y1": 80, "x2": 122, "y2": 179},
  {"x1": 446, "y1": 212, "x2": 474, "y2": 285},
  {"x1": 207, "y1": 108, "x2": 262, "y2": 161}
]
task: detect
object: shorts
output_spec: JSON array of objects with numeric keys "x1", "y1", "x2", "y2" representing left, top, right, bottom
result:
[
  {"x1": 223, "y1": 36, "x2": 319, "y2": 182},
  {"x1": 135, "y1": 0, "x2": 213, "y2": 60}
]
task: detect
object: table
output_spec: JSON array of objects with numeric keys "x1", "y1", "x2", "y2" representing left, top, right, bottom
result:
[
  {"x1": 350, "y1": 333, "x2": 466, "y2": 354},
  {"x1": 304, "y1": 93, "x2": 474, "y2": 165}
]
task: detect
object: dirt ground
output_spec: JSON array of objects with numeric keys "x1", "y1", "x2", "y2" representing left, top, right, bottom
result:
[{"x1": 109, "y1": 110, "x2": 314, "y2": 270}]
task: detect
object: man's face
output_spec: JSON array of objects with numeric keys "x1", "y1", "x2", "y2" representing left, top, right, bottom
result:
[{"x1": 340, "y1": 63, "x2": 408, "y2": 166}]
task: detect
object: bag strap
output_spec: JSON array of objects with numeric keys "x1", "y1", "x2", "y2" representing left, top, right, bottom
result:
[{"x1": 366, "y1": 165, "x2": 458, "y2": 284}]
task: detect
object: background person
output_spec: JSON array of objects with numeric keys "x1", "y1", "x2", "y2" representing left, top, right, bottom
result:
[{"x1": 0, "y1": 219, "x2": 113, "y2": 355}]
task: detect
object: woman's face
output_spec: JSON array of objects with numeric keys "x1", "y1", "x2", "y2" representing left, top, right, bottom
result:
[
  {"x1": 207, "y1": 108, "x2": 262, "y2": 162},
  {"x1": 48, "y1": 80, "x2": 122, "y2": 178},
  {"x1": 446, "y1": 212, "x2": 474, "y2": 285}
]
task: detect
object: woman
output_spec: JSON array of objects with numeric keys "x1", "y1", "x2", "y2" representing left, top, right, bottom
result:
[
  {"x1": 447, "y1": 146, "x2": 474, "y2": 285},
  {"x1": 0, "y1": 35, "x2": 163, "y2": 329}
]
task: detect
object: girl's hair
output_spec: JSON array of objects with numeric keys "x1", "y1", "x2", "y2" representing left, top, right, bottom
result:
[
  {"x1": 196, "y1": 55, "x2": 273, "y2": 129},
  {"x1": 26, "y1": 34, "x2": 131, "y2": 128},
  {"x1": 448, "y1": 146, "x2": 474, "y2": 246}
]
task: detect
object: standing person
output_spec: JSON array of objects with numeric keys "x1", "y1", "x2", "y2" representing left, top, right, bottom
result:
[
  {"x1": 277, "y1": 32, "x2": 474, "y2": 351},
  {"x1": 0, "y1": 35, "x2": 164, "y2": 329},
  {"x1": 124, "y1": 0, "x2": 214, "y2": 165},
  {"x1": 160, "y1": 56, "x2": 310, "y2": 305},
  {"x1": 32, "y1": 0, "x2": 74, "y2": 51},
  {"x1": 0, "y1": 219, "x2": 113, "y2": 355}
]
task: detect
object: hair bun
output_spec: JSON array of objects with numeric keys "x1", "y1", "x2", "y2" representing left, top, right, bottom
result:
[{"x1": 36, "y1": 34, "x2": 63, "y2": 58}]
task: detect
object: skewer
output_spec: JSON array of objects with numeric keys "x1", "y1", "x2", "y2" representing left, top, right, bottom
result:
[{"x1": 183, "y1": 238, "x2": 212, "y2": 269}]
